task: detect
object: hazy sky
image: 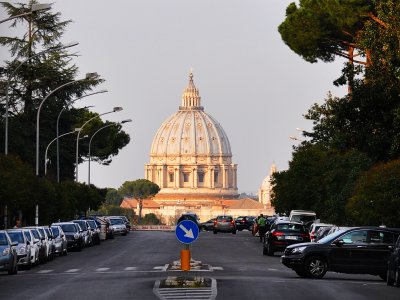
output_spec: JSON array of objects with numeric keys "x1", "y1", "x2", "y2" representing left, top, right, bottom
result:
[{"x1": 1, "y1": 0, "x2": 346, "y2": 194}]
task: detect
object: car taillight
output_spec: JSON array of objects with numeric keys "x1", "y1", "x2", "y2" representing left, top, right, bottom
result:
[
  {"x1": 231, "y1": 220, "x2": 235, "y2": 225},
  {"x1": 214, "y1": 220, "x2": 217, "y2": 225},
  {"x1": 272, "y1": 231, "x2": 284, "y2": 236}
]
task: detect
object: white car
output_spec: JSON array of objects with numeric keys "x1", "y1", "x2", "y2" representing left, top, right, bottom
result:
[
  {"x1": 6, "y1": 229, "x2": 33, "y2": 269},
  {"x1": 107, "y1": 217, "x2": 128, "y2": 236},
  {"x1": 22, "y1": 229, "x2": 40, "y2": 266}
]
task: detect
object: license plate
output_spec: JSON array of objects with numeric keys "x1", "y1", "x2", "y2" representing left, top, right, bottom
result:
[{"x1": 285, "y1": 236, "x2": 298, "y2": 240}]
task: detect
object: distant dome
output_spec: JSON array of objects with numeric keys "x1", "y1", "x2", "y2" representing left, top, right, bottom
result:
[
  {"x1": 259, "y1": 164, "x2": 277, "y2": 208},
  {"x1": 145, "y1": 72, "x2": 238, "y2": 198}
]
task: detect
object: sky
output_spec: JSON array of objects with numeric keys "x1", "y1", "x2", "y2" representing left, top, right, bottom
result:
[{"x1": 1, "y1": 0, "x2": 347, "y2": 194}]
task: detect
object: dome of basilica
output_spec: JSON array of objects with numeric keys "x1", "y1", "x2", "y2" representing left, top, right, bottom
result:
[{"x1": 145, "y1": 72, "x2": 238, "y2": 198}]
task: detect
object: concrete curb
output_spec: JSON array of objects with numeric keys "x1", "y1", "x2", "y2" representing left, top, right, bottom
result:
[{"x1": 153, "y1": 277, "x2": 217, "y2": 300}]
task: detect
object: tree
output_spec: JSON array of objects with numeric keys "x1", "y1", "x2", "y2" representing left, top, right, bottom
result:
[
  {"x1": 0, "y1": 1, "x2": 130, "y2": 180},
  {"x1": 347, "y1": 159, "x2": 400, "y2": 227},
  {"x1": 118, "y1": 179, "x2": 160, "y2": 224},
  {"x1": 105, "y1": 188, "x2": 123, "y2": 206}
]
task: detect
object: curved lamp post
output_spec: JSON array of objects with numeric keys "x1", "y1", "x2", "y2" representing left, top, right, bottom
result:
[
  {"x1": 88, "y1": 119, "x2": 132, "y2": 185},
  {"x1": 0, "y1": 3, "x2": 51, "y2": 24},
  {"x1": 44, "y1": 128, "x2": 81, "y2": 175},
  {"x1": 36, "y1": 72, "x2": 99, "y2": 176},
  {"x1": 75, "y1": 107, "x2": 123, "y2": 182},
  {"x1": 4, "y1": 41, "x2": 78, "y2": 155}
]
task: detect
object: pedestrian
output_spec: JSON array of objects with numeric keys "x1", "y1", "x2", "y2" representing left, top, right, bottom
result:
[
  {"x1": 13, "y1": 218, "x2": 21, "y2": 229},
  {"x1": 257, "y1": 214, "x2": 267, "y2": 243}
]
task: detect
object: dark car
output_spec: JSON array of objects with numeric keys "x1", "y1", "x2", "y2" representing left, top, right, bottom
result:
[
  {"x1": 263, "y1": 221, "x2": 310, "y2": 256},
  {"x1": 199, "y1": 218, "x2": 216, "y2": 231},
  {"x1": 213, "y1": 215, "x2": 236, "y2": 234},
  {"x1": 235, "y1": 216, "x2": 255, "y2": 231},
  {"x1": 177, "y1": 213, "x2": 200, "y2": 228},
  {"x1": 52, "y1": 222, "x2": 84, "y2": 251},
  {"x1": 387, "y1": 235, "x2": 400, "y2": 287},
  {"x1": 281, "y1": 226, "x2": 400, "y2": 279}
]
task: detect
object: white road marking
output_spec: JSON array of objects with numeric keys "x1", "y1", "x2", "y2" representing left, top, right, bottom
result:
[
  {"x1": 211, "y1": 266, "x2": 224, "y2": 271},
  {"x1": 124, "y1": 267, "x2": 137, "y2": 271},
  {"x1": 65, "y1": 269, "x2": 80, "y2": 273},
  {"x1": 37, "y1": 270, "x2": 53, "y2": 273},
  {"x1": 96, "y1": 268, "x2": 110, "y2": 272},
  {"x1": 268, "y1": 268, "x2": 278, "y2": 271}
]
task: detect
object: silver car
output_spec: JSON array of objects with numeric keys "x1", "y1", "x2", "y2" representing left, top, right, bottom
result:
[
  {"x1": 6, "y1": 229, "x2": 33, "y2": 269},
  {"x1": 72, "y1": 220, "x2": 92, "y2": 247},
  {"x1": 51, "y1": 225, "x2": 68, "y2": 256},
  {"x1": 107, "y1": 217, "x2": 128, "y2": 236}
]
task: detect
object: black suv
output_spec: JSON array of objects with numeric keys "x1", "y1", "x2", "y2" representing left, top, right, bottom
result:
[
  {"x1": 387, "y1": 235, "x2": 400, "y2": 287},
  {"x1": 281, "y1": 226, "x2": 400, "y2": 279}
]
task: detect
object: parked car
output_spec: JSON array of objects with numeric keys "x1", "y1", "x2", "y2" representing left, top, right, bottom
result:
[
  {"x1": 107, "y1": 217, "x2": 128, "y2": 236},
  {"x1": 263, "y1": 220, "x2": 310, "y2": 256},
  {"x1": 200, "y1": 218, "x2": 216, "y2": 231},
  {"x1": 0, "y1": 230, "x2": 18, "y2": 275},
  {"x1": 22, "y1": 229, "x2": 39, "y2": 266},
  {"x1": 326, "y1": 225, "x2": 351, "y2": 236},
  {"x1": 85, "y1": 220, "x2": 101, "y2": 245},
  {"x1": 24, "y1": 227, "x2": 46, "y2": 264},
  {"x1": 44, "y1": 227, "x2": 56, "y2": 260},
  {"x1": 6, "y1": 229, "x2": 33, "y2": 269},
  {"x1": 51, "y1": 225, "x2": 68, "y2": 256},
  {"x1": 387, "y1": 235, "x2": 400, "y2": 287},
  {"x1": 52, "y1": 222, "x2": 84, "y2": 251},
  {"x1": 213, "y1": 215, "x2": 236, "y2": 234},
  {"x1": 235, "y1": 216, "x2": 255, "y2": 231},
  {"x1": 35, "y1": 226, "x2": 53, "y2": 261},
  {"x1": 315, "y1": 226, "x2": 333, "y2": 241},
  {"x1": 308, "y1": 223, "x2": 333, "y2": 242},
  {"x1": 289, "y1": 210, "x2": 316, "y2": 230},
  {"x1": 177, "y1": 213, "x2": 200, "y2": 228},
  {"x1": 72, "y1": 220, "x2": 93, "y2": 247},
  {"x1": 119, "y1": 216, "x2": 131, "y2": 232},
  {"x1": 281, "y1": 226, "x2": 400, "y2": 279}
]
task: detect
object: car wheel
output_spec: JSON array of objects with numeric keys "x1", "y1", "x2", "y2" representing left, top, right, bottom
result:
[
  {"x1": 379, "y1": 272, "x2": 387, "y2": 281},
  {"x1": 304, "y1": 256, "x2": 327, "y2": 279},
  {"x1": 387, "y1": 269, "x2": 394, "y2": 286},
  {"x1": 232, "y1": 230, "x2": 236, "y2": 235},
  {"x1": 395, "y1": 268, "x2": 400, "y2": 287},
  {"x1": 295, "y1": 269, "x2": 307, "y2": 278},
  {"x1": 267, "y1": 243, "x2": 274, "y2": 256},
  {"x1": 262, "y1": 246, "x2": 268, "y2": 256},
  {"x1": 213, "y1": 230, "x2": 217, "y2": 234}
]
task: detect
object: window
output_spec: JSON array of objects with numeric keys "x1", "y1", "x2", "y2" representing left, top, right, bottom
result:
[
  {"x1": 340, "y1": 230, "x2": 368, "y2": 244},
  {"x1": 214, "y1": 171, "x2": 218, "y2": 183},
  {"x1": 169, "y1": 173, "x2": 174, "y2": 182},
  {"x1": 183, "y1": 173, "x2": 189, "y2": 182},
  {"x1": 368, "y1": 230, "x2": 394, "y2": 244},
  {"x1": 198, "y1": 172, "x2": 204, "y2": 183}
]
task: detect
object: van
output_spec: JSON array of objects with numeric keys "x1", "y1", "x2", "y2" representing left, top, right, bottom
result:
[{"x1": 289, "y1": 210, "x2": 316, "y2": 225}]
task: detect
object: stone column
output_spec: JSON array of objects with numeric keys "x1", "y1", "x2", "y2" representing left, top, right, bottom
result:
[
  {"x1": 210, "y1": 167, "x2": 215, "y2": 189},
  {"x1": 193, "y1": 167, "x2": 198, "y2": 189},
  {"x1": 222, "y1": 165, "x2": 227, "y2": 188}
]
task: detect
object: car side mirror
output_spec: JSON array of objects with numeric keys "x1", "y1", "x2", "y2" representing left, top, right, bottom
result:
[
  {"x1": 80, "y1": 230, "x2": 83, "y2": 233},
  {"x1": 26, "y1": 241, "x2": 30, "y2": 245},
  {"x1": 11, "y1": 241, "x2": 18, "y2": 247},
  {"x1": 334, "y1": 239, "x2": 344, "y2": 247},
  {"x1": 41, "y1": 237, "x2": 45, "y2": 241},
  {"x1": 34, "y1": 238, "x2": 39, "y2": 243},
  {"x1": 61, "y1": 234, "x2": 64, "y2": 238}
]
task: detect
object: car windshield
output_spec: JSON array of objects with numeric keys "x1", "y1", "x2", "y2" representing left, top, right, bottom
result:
[
  {"x1": 276, "y1": 223, "x2": 306, "y2": 232},
  {"x1": 87, "y1": 220, "x2": 96, "y2": 228},
  {"x1": 31, "y1": 229, "x2": 40, "y2": 239},
  {"x1": 60, "y1": 224, "x2": 78, "y2": 233},
  {"x1": 110, "y1": 218, "x2": 123, "y2": 225},
  {"x1": 44, "y1": 228, "x2": 51, "y2": 237},
  {"x1": 8, "y1": 231, "x2": 24, "y2": 244},
  {"x1": 0, "y1": 233, "x2": 8, "y2": 245},
  {"x1": 51, "y1": 227, "x2": 60, "y2": 236},
  {"x1": 291, "y1": 215, "x2": 316, "y2": 223},
  {"x1": 23, "y1": 231, "x2": 32, "y2": 242},
  {"x1": 74, "y1": 221, "x2": 87, "y2": 230},
  {"x1": 38, "y1": 228, "x2": 45, "y2": 237},
  {"x1": 317, "y1": 229, "x2": 348, "y2": 244}
]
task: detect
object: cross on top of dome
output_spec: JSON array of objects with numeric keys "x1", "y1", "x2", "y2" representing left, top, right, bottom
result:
[{"x1": 180, "y1": 70, "x2": 203, "y2": 110}]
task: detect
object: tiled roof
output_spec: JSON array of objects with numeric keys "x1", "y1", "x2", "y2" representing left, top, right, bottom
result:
[{"x1": 120, "y1": 198, "x2": 160, "y2": 209}]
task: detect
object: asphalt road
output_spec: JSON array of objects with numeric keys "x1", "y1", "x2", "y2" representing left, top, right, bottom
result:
[{"x1": 1, "y1": 230, "x2": 399, "y2": 300}]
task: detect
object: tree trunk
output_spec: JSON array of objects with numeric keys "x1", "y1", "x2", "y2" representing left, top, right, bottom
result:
[{"x1": 138, "y1": 199, "x2": 143, "y2": 224}]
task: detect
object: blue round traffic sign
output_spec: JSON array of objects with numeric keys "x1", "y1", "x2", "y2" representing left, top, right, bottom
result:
[{"x1": 175, "y1": 220, "x2": 200, "y2": 244}]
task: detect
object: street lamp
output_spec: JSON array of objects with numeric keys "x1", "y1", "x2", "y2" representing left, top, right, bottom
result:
[
  {"x1": 4, "y1": 41, "x2": 79, "y2": 155},
  {"x1": 88, "y1": 119, "x2": 132, "y2": 185},
  {"x1": 56, "y1": 89, "x2": 107, "y2": 182},
  {"x1": 36, "y1": 72, "x2": 99, "y2": 176},
  {"x1": 0, "y1": 3, "x2": 51, "y2": 24},
  {"x1": 75, "y1": 107, "x2": 123, "y2": 182},
  {"x1": 45, "y1": 128, "x2": 81, "y2": 175}
]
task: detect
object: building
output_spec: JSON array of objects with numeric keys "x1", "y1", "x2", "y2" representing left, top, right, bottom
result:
[
  {"x1": 121, "y1": 72, "x2": 270, "y2": 224},
  {"x1": 258, "y1": 163, "x2": 276, "y2": 215}
]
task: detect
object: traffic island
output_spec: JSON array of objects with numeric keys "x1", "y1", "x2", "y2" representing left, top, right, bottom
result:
[
  {"x1": 167, "y1": 258, "x2": 212, "y2": 271},
  {"x1": 153, "y1": 276, "x2": 217, "y2": 300}
]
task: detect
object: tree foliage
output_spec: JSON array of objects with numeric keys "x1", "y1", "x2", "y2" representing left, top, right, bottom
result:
[
  {"x1": 118, "y1": 179, "x2": 160, "y2": 224},
  {"x1": 347, "y1": 159, "x2": 400, "y2": 227}
]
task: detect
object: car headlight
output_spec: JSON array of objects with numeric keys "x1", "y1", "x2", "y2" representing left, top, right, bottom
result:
[
  {"x1": 74, "y1": 233, "x2": 79, "y2": 239},
  {"x1": 2, "y1": 248, "x2": 10, "y2": 256},
  {"x1": 291, "y1": 246, "x2": 307, "y2": 254},
  {"x1": 18, "y1": 246, "x2": 27, "y2": 255}
]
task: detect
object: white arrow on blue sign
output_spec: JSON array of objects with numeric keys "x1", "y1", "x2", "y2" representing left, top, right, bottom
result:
[{"x1": 175, "y1": 220, "x2": 199, "y2": 244}]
